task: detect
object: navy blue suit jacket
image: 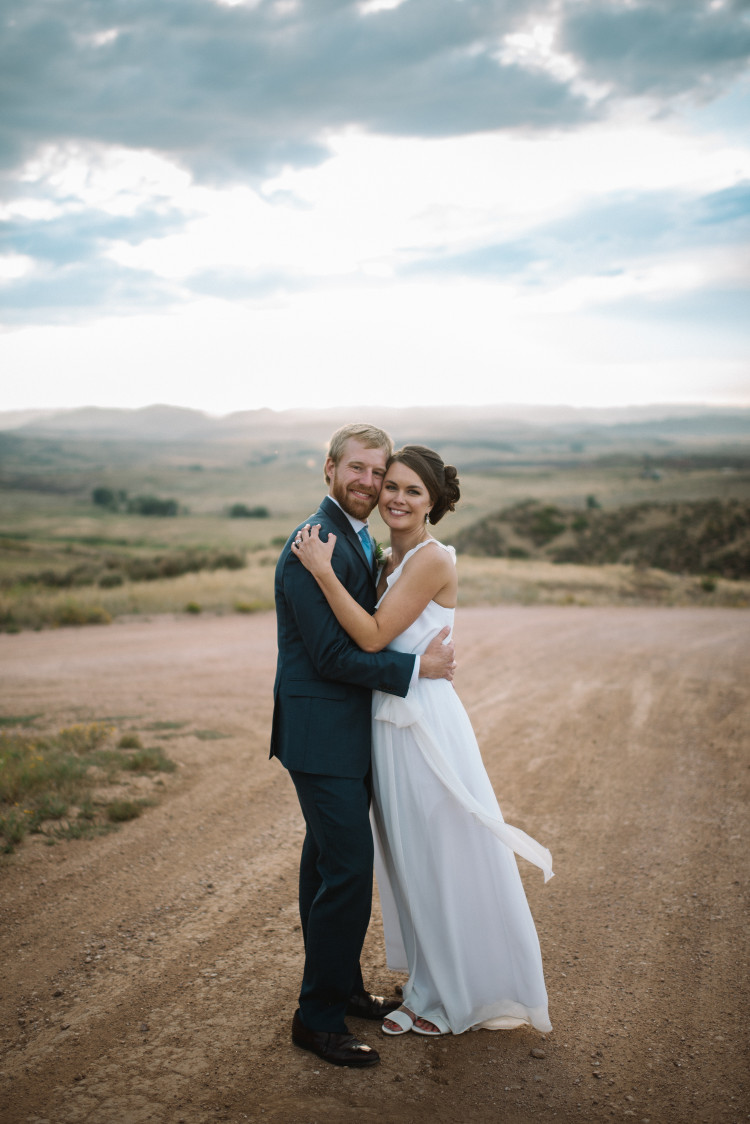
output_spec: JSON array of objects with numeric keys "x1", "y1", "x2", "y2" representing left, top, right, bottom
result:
[{"x1": 270, "y1": 496, "x2": 415, "y2": 778}]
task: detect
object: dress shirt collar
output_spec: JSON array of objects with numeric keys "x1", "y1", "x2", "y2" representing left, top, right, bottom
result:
[{"x1": 327, "y1": 495, "x2": 369, "y2": 535}]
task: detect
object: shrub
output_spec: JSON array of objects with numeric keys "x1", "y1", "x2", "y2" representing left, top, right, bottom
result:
[
  {"x1": 127, "y1": 495, "x2": 179, "y2": 517},
  {"x1": 0, "y1": 724, "x2": 176, "y2": 850},
  {"x1": 209, "y1": 551, "x2": 245, "y2": 571},
  {"x1": 77, "y1": 799, "x2": 96, "y2": 821},
  {"x1": 527, "y1": 506, "x2": 566, "y2": 546},
  {"x1": 57, "y1": 723, "x2": 113, "y2": 754},
  {"x1": 92, "y1": 487, "x2": 128, "y2": 510},
  {"x1": 0, "y1": 810, "x2": 27, "y2": 851},
  {"x1": 98, "y1": 572, "x2": 124, "y2": 588},
  {"x1": 29, "y1": 793, "x2": 68, "y2": 825},
  {"x1": 92, "y1": 487, "x2": 117, "y2": 508},
  {"x1": 118, "y1": 733, "x2": 143, "y2": 749},
  {"x1": 52, "y1": 602, "x2": 112, "y2": 627},
  {"x1": 229, "y1": 503, "x2": 270, "y2": 518},
  {"x1": 124, "y1": 747, "x2": 176, "y2": 773},
  {"x1": 125, "y1": 559, "x2": 162, "y2": 581},
  {"x1": 185, "y1": 601, "x2": 202, "y2": 614},
  {"x1": 107, "y1": 801, "x2": 143, "y2": 823}
]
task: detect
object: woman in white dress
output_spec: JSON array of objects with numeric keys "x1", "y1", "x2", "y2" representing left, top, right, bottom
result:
[{"x1": 292, "y1": 445, "x2": 553, "y2": 1038}]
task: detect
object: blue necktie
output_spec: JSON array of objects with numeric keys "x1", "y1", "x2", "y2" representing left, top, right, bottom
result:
[{"x1": 358, "y1": 526, "x2": 374, "y2": 564}]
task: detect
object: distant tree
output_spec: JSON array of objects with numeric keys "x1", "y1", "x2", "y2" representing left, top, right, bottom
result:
[
  {"x1": 92, "y1": 487, "x2": 128, "y2": 510},
  {"x1": 92, "y1": 486, "x2": 116, "y2": 508},
  {"x1": 128, "y1": 495, "x2": 179, "y2": 517},
  {"x1": 228, "y1": 503, "x2": 270, "y2": 518}
]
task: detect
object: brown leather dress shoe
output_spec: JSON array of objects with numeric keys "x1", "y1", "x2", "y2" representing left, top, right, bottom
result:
[
  {"x1": 292, "y1": 1010, "x2": 380, "y2": 1068},
  {"x1": 346, "y1": 992, "x2": 401, "y2": 1021}
]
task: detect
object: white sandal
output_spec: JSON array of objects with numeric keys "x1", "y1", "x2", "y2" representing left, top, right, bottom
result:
[
  {"x1": 381, "y1": 1007, "x2": 416, "y2": 1036},
  {"x1": 412, "y1": 1014, "x2": 450, "y2": 1037}
]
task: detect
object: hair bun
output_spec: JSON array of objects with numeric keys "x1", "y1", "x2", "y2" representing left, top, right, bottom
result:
[{"x1": 389, "y1": 445, "x2": 461, "y2": 524}]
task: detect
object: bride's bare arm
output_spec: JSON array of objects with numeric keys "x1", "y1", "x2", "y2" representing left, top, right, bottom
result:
[{"x1": 292, "y1": 524, "x2": 454, "y2": 653}]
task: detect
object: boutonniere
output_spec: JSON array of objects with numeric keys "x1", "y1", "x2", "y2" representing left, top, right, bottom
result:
[{"x1": 374, "y1": 541, "x2": 386, "y2": 567}]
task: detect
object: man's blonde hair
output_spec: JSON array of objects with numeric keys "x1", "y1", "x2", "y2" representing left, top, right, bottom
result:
[{"x1": 325, "y1": 423, "x2": 393, "y2": 484}]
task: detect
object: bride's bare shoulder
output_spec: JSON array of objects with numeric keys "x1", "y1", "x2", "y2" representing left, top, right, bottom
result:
[{"x1": 408, "y1": 539, "x2": 454, "y2": 574}]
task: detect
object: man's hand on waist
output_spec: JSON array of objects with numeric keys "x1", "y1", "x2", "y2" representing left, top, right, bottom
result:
[{"x1": 419, "y1": 626, "x2": 456, "y2": 682}]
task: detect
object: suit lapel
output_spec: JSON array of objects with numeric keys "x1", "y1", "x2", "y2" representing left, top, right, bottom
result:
[{"x1": 321, "y1": 496, "x2": 376, "y2": 582}]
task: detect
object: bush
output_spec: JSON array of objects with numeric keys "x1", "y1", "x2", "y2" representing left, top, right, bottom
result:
[
  {"x1": 57, "y1": 723, "x2": 113, "y2": 754},
  {"x1": 107, "y1": 800, "x2": 143, "y2": 823},
  {"x1": 0, "y1": 724, "x2": 176, "y2": 850},
  {"x1": 209, "y1": 551, "x2": 245, "y2": 571},
  {"x1": 52, "y1": 602, "x2": 112, "y2": 627},
  {"x1": 127, "y1": 495, "x2": 179, "y2": 517},
  {"x1": 98, "y1": 572, "x2": 124, "y2": 588},
  {"x1": 185, "y1": 601, "x2": 202, "y2": 614},
  {"x1": 527, "y1": 506, "x2": 566, "y2": 546},
  {"x1": 124, "y1": 747, "x2": 177, "y2": 773},
  {"x1": 92, "y1": 487, "x2": 117, "y2": 508},
  {"x1": 229, "y1": 503, "x2": 270, "y2": 518},
  {"x1": 0, "y1": 810, "x2": 28, "y2": 851},
  {"x1": 92, "y1": 487, "x2": 128, "y2": 510},
  {"x1": 118, "y1": 733, "x2": 143, "y2": 749}
]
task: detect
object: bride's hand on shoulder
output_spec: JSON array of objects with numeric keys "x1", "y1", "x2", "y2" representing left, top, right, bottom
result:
[{"x1": 292, "y1": 524, "x2": 335, "y2": 576}]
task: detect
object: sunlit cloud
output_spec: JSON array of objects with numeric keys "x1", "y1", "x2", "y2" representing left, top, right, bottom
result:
[{"x1": 0, "y1": 254, "x2": 34, "y2": 281}]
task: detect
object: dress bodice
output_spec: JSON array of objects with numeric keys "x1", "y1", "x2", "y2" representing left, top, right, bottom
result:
[{"x1": 376, "y1": 539, "x2": 456, "y2": 656}]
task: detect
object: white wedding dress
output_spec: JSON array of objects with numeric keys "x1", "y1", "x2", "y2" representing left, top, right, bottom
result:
[{"x1": 370, "y1": 539, "x2": 553, "y2": 1035}]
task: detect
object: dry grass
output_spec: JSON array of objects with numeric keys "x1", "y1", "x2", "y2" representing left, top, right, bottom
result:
[
  {"x1": 2, "y1": 548, "x2": 748, "y2": 631},
  {"x1": 3, "y1": 447, "x2": 750, "y2": 632},
  {"x1": 0, "y1": 722, "x2": 176, "y2": 852},
  {"x1": 456, "y1": 555, "x2": 750, "y2": 608},
  {"x1": 0, "y1": 554, "x2": 277, "y2": 630}
]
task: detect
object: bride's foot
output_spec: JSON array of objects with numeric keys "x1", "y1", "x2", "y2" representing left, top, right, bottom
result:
[
  {"x1": 382, "y1": 1006, "x2": 447, "y2": 1036},
  {"x1": 382, "y1": 1006, "x2": 416, "y2": 1035},
  {"x1": 411, "y1": 1012, "x2": 450, "y2": 1037}
]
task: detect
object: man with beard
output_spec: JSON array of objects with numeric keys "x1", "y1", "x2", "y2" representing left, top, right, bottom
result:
[{"x1": 271, "y1": 423, "x2": 455, "y2": 1068}]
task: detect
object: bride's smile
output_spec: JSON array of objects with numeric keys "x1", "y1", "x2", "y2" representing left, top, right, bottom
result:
[{"x1": 379, "y1": 463, "x2": 433, "y2": 540}]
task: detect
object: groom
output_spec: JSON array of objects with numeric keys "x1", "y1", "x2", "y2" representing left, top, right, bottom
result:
[{"x1": 271, "y1": 422, "x2": 455, "y2": 1067}]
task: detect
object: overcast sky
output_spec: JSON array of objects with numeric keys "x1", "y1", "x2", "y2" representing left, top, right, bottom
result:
[{"x1": 1, "y1": 0, "x2": 749, "y2": 415}]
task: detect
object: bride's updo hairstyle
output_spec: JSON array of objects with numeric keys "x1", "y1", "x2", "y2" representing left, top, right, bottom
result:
[{"x1": 388, "y1": 445, "x2": 460, "y2": 525}]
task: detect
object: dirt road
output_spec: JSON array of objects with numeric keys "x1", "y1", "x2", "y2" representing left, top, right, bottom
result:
[{"x1": 0, "y1": 606, "x2": 748, "y2": 1124}]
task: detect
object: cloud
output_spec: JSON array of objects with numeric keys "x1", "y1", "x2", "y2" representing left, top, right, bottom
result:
[
  {"x1": 561, "y1": 0, "x2": 750, "y2": 101},
  {"x1": 1, "y1": 0, "x2": 748, "y2": 409},
  {"x1": 0, "y1": 0, "x2": 582, "y2": 182},
  {"x1": 407, "y1": 181, "x2": 750, "y2": 285},
  {"x1": 3, "y1": 1, "x2": 746, "y2": 190},
  {"x1": 0, "y1": 259, "x2": 177, "y2": 326}
]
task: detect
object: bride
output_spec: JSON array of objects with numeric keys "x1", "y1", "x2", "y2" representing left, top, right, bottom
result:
[{"x1": 292, "y1": 445, "x2": 553, "y2": 1038}]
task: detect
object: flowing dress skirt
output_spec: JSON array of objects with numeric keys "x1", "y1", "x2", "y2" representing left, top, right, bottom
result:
[{"x1": 371, "y1": 674, "x2": 552, "y2": 1035}]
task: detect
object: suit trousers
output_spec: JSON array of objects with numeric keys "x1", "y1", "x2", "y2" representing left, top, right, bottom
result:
[{"x1": 289, "y1": 769, "x2": 373, "y2": 1033}]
